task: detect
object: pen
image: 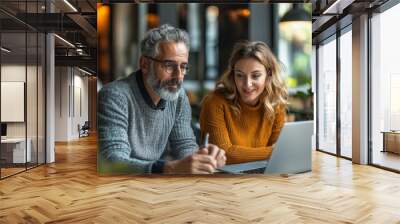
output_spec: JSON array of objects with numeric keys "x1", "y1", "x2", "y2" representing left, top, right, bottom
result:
[{"x1": 202, "y1": 133, "x2": 209, "y2": 148}]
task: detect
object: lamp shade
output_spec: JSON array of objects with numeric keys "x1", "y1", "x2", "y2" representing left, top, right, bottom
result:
[
  {"x1": 280, "y1": 7, "x2": 310, "y2": 22},
  {"x1": 279, "y1": 7, "x2": 311, "y2": 43}
]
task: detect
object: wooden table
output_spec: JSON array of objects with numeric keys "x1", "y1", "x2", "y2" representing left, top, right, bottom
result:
[
  {"x1": 0, "y1": 138, "x2": 31, "y2": 164},
  {"x1": 381, "y1": 131, "x2": 400, "y2": 154}
]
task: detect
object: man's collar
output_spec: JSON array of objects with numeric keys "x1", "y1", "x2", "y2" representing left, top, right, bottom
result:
[{"x1": 136, "y1": 70, "x2": 166, "y2": 111}]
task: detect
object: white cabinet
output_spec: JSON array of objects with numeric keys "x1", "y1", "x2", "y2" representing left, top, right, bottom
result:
[{"x1": 1, "y1": 138, "x2": 31, "y2": 163}]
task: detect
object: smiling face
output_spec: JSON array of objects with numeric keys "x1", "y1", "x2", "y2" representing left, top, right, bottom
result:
[{"x1": 233, "y1": 57, "x2": 268, "y2": 106}]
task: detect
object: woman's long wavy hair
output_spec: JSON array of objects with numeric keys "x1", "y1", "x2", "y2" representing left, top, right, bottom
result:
[{"x1": 215, "y1": 41, "x2": 288, "y2": 120}]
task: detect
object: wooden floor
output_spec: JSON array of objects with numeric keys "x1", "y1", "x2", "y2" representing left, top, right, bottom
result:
[
  {"x1": 1, "y1": 135, "x2": 400, "y2": 223},
  {"x1": 1, "y1": 167, "x2": 26, "y2": 178},
  {"x1": 1, "y1": 163, "x2": 45, "y2": 178}
]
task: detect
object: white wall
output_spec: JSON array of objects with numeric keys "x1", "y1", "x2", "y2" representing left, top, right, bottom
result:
[
  {"x1": 1, "y1": 64, "x2": 46, "y2": 164},
  {"x1": 55, "y1": 66, "x2": 69, "y2": 141},
  {"x1": 54, "y1": 67, "x2": 89, "y2": 141},
  {"x1": 72, "y1": 72, "x2": 89, "y2": 138},
  {"x1": 1, "y1": 65, "x2": 26, "y2": 81},
  {"x1": 1, "y1": 65, "x2": 38, "y2": 137},
  {"x1": 1, "y1": 66, "x2": 26, "y2": 127}
]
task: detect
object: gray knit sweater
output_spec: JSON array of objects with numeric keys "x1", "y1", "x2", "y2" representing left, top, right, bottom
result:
[{"x1": 97, "y1": 70, "x2": 198, "y2": 174}]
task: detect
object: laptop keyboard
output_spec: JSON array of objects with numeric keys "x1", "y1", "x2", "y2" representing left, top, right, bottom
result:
[{"x1": 241, "y1": 167, "x2": 266, "y2": 174}]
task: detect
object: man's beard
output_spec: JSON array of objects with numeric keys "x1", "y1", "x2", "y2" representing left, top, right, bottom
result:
[{"x1": 146, "y1": 66, "x2": 183, "y2": 101}]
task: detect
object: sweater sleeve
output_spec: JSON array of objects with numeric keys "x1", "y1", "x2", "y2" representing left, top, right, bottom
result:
[
  {"x1": 199, "y1": 95, "x2": 273, "y2": 164},
  {"x1": 97, "y1": 87, "x2": 154, "y2": 174},
  {"x1": 267, "y1": 104, "x2": 286, "y2": 146},
  {"x1": 168, "y1": 90, "x2": 198, "y2": 159}
]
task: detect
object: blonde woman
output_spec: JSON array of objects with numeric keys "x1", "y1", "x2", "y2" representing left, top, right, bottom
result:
[{"x1": 199, "y1": 41, "x2": 288, "y2": 164}]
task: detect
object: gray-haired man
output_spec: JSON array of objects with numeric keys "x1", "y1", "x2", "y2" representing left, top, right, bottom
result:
[{"x1": 98, "y1": 24, "x2": 226, "y2": 174}]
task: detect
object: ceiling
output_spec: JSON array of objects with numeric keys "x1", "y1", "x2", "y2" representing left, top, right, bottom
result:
[
  {"x1": 312, "y1": 0, "x2": 390, "y2": 44},
  {"x1": 0, "y1": 0, "x2": 97, "y2": 73}
]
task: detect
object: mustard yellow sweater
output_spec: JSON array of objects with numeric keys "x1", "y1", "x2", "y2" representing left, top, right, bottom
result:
[{"x1": 199, "y1": 92, "x2": 286, "y2": 164}]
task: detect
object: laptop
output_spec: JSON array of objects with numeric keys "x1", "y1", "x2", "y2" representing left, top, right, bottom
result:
[{"x1": 217, "y1": 121, "x2": 314, "y2": 174}]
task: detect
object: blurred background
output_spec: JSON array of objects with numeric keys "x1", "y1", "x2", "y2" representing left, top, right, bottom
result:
[{"x1": 98, "y1": 3, "x2": 312, "y2": 124}]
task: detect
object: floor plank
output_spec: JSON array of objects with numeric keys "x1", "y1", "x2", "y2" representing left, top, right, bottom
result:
[{"x1": 0, "y1": 134, "x2": 400, "y2": 223}]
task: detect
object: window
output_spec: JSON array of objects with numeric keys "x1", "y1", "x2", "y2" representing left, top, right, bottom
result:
[
  {"x1": 339, "y1": 28, "x2": 352, "y2": 158},
  {"x1": 371, "y1": 3, "x2": 400, "y2": 171},
  {"x1": 0, "y1": 1, "x2": 46, "y2": 179},
  {"x1": 317, "y1": 36, "x2": 337, "y2": 154}
]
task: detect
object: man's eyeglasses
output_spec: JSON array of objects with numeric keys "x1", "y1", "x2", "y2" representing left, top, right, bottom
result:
[{"x1": 146, "y1": 56, "x2": 189, "y2": 76}]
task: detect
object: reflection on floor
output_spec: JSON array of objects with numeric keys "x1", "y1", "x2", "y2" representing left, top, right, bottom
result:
[
  {"x1": 0, "y1": 167, "x2": 25, "y2": 177},
  {"x1": 373, "y1": 151, "x2": 400, "y2": 171},
  {"x1": 0, "y1": 162, "x2": 42, "y2": 178}
]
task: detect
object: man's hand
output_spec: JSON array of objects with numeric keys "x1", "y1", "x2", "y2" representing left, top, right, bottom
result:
[
  {"x1": 163, "y1": 144, "x2": 226, "y2": 174},
  {"x1": 163, "y1": 152, "x2": 218, "y2": 174},
  {"x1": 198, "y1": 144, "x2": 226, "y2": 168}
]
